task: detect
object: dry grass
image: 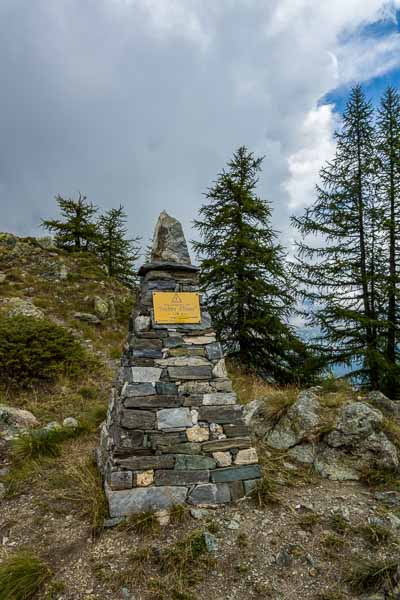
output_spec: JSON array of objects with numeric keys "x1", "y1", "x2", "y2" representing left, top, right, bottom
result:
[
  {"x1": 382, "y1": 416, "x2": 400, "y2": 451},
  {"x1": 47, "y1": 457, "x2": 108, "y2": 537},
  {"x1": 228, "y1": 363, "x2": 299, "y2": 409},
  {"x1": 0, "y1": 550, "x2": 53, "y2": 600},
  {"x1": 122, "y1": 511, "x2": 161, "y2": 536},
  {"x1": 345, "y1": 556, "x2": 399, "y2": 594},
  {"x1": 252, "y1": 443, "x2": 317, "y2": 506},
  {"x1": 116, "y1": 529, "x2": 215, "y2": 600}
]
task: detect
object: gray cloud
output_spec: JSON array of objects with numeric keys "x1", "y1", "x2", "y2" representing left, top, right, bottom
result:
[{"x1": 1, "y1": 0, "x2": 400, "y2": 256}]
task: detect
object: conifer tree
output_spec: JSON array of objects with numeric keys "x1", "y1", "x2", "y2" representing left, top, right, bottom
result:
[
  {"x1": 376, "y1": 86, "x2": 400, "y2": 396},
  {"x1": 96, "y1": 205, "x2": 140, "y2": 287},
  {"x1": 292, "y1": 85, "x2": 384, "y2": 388},
  {"x1": 193, "y1": 146, "x2": 315, "y2": 383},
  {"x1": 42, "y1": 193, "x2": 98, "y2": 252}
]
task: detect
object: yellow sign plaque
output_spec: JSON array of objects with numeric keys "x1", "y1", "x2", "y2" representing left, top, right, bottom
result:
[{"x1": 153, "y1": 292, "x2": 201, "y2": 324}]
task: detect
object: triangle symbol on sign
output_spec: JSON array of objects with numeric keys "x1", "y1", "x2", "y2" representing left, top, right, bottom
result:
[{"x1": 171, "y1": 293, "x2": 182, "y2": 304}]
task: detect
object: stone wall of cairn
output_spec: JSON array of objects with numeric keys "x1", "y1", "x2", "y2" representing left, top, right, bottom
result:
[{"x1": 98, "y1": 233, "x2": 261, "y2": 518}]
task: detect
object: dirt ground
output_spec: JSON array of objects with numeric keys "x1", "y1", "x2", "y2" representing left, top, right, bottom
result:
[{"x1": 1, "y1": 457, "x2": 396, "y2": 600}]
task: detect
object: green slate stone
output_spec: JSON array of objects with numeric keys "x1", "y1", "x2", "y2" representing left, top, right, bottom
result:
[{"x1": 210, "y1": 464, "x2": 261, "y2": 483}]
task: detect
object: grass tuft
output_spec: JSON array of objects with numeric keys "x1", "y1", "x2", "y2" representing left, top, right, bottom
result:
[
  {"x1": 169, "y1": 504, "x2": 190, "y2": 524},
  {"x1": 355, "y1": 523, "x2": 394, "y2": 546},
  {"x1": 123, "y1": 511, "x2": 160, "y2": 536},
  {"x1": 345, "y1": 556, "x2": 398, "y2": 593},
  {"x1": 11, "y1": 426, "x2": 83, "y2": 460},
  {"x1": 51, "y1": 458, "x2": 107, "y2": 536},
  {"x1": 0, "y1": 550, "x2": 53, "y2": 600}
]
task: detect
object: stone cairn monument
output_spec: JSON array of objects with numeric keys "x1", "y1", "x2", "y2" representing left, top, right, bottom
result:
[{"x1": 98, "y1": 211, "x2": 261, "y2": 517}]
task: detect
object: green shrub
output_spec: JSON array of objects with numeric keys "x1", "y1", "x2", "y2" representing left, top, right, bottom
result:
[
  {"x1": 0, "y1": 316, "x2": 91, "y2": 388},
  {"x1": 0, "y1": 550, "x2": 52, "y2": 600},
  {"x1": 11, "y1": 426, "x2": 83, "y2": 460}
]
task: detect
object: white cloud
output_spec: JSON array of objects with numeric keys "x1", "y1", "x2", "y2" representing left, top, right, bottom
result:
[
  {"x1": 1, "y1": 0, "x2": 400, "y2": 243},
  {"x1": 284, "y1": 104, "x2": 337, "y2": 210}
]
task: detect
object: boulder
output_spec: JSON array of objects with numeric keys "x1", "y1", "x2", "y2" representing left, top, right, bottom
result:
[
  {"x1": 74, "y1": 312, "x2": 100, "y2": 324},
  {"x1": 6, "y1": 298, "x2": 44, "y2": 320},
  {"x1": 0, "y1": 405, "x2": 39, "y2": 439},
  {"x1": 367, "y1": 390, "x2": 400, "y2": 417},
  {"x1": 243, "y1": 399, "x2": 264, "y2": 426},
  {"x1": 325, "y1": 402, "x2": 383, "y2": 447},
  {"x1": 265, "y1": 390, "x2": 321, "y2": 450},
  {"x1": 63, "y1": 417, "x2": 79, "y2": 429}
]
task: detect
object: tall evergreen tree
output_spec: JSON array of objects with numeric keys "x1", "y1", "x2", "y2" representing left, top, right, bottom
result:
[
  {"x1": 193, "y1": 146, "x2": 316, "y2": 383},
  {"x1": 96, "y1": 205, "x2": 140, "y2": 287},
  {"x1": 376, "y1": 86, "x2": 400, "y2": 396},
  {"x1": 42, "y1": 193, "x2": 98, "y2": 252},
  {"x1": 292, "y1": 85, "x2": 384, "y2": 388}
]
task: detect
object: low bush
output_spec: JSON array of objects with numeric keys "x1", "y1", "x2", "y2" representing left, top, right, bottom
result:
[
  {"x1": 0, "y1": 315, "x2": 92, "y2": 388},
  {"x1": 0, "y1": 550, "x2": 53, "y2": 600}
]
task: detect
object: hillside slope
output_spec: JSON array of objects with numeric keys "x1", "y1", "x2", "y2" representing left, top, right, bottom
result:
[{"x1": 0, "y1": 234, "x2": 399, "y2": 600}]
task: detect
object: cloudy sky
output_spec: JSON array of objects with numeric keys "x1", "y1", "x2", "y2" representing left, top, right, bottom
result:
[{"x1": 1, "y1": 0, "x2": 400, "y2": 257}]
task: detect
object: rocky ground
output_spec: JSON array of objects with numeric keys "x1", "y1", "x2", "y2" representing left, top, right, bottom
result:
[{"x1": 0, "y1": 234, "x2": 399, "y2": 600}]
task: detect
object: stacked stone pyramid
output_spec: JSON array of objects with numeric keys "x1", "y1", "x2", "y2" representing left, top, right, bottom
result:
[{"x1": 98, "y1": 211, "x2": 261, "y2": 517}]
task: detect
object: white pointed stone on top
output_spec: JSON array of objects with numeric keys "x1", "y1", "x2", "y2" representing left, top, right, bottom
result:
[{"x1": 151, "y1": 211, "x2": 191, "y2": 265}]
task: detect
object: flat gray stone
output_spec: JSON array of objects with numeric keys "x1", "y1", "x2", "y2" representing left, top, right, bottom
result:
[
  {"x1": 161, "y1": 442, "x2": 202, "y2": 454},
  {"x1": 106, "y1": 484, "x2": 188, "y2": 517},
  {"x1": 131, "y1": 349, "x2": 163, "y2": 359},
  {"x1": 157, "y1": 407, "x2": 193, "y2": 430},
  {"x1": 202, "y1": 393, "x2": 237, "y2": 406},
  {"x1": 223, "y1": 423, "x2": 250, "y2": 438},
  {"x1": 108, "y1": 471, "x2": 133, "y2": 490},
  {"x1": 154, "y1": 470, "x2": 209, "y2": 486},
  {"x1": 130, "y1": 367, "x2": 162, "y2": 383},
  {"x1": 121, "y1": 409, "x2": 155, "y2": 430},
  {"x1": 168, "y1": 366, "x2": 212, "y2": 381},
  {"x1": 202, "y1": 437, "x2": 251, "y2": 452},
  {"x1": 188, "y1": 483, "x2": 231, "y2": 505},
  {"x1": 156, "y1": 356, "x2": 210, "y2": 367},
  {"x1": 124, "y1": 395, "x2": 182, "y2": 409},
  {"x1": 116, "y1": 455, "x2": 175, "y2": 470},
  {"x1": 198, "y1": 406, "x2": 243, "y2": 423},
  {"x1": 205, "y1": 342, "x2": 223, "y2": 360},
  {"x1": 122, "y1": 383, "x2": 156, "y2": 397},
  {"x1": 148, "y1": 431, "x2": 186, "y2": 450}
]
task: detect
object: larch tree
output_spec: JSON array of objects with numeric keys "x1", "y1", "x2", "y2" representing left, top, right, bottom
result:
[
  {"x1": 376, "y1": 86, "x2": 400, "y2": 397},
  {"x1": 42, "y1": 193, "x2": 98, "y2": 252},
  {"x1": 292, "y1": 85, "x2": 385, "y2": 389},
  {"x1": 193, "y1": 146, "x2": 317, "y2": 383},
  {"x1": 96, "y1": 205, "x2": 141, "y2": 287}
]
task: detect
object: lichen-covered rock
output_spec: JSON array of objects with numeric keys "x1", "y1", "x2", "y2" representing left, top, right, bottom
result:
[
  {"x1": 0, "y1": 405, "x2": 39, "y2": 439},
  {"x1": 367, "y1": 390, "x2": 400, "y2": 417},
  {"x1": 287, "y1": 443, "x2": 316, "y2": 465},
  {"x1": 93, "y1": 296, "x2": 109, "y2": 319},
  {"x1": 265, "y1": 390, "x2": 321, "y2": 450},
  {"x1": 6, "y1": 298, "x2": 44, "y2": 320},
  {"x1": 314, "y1": 446, "x2": 360, "y2": 480},
  {"x1": 325, "y1": 402, "x2": 383, "y2": 447},
  {"x1": 243, "y1": 399, "x2": 264, "y2": 426}
]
